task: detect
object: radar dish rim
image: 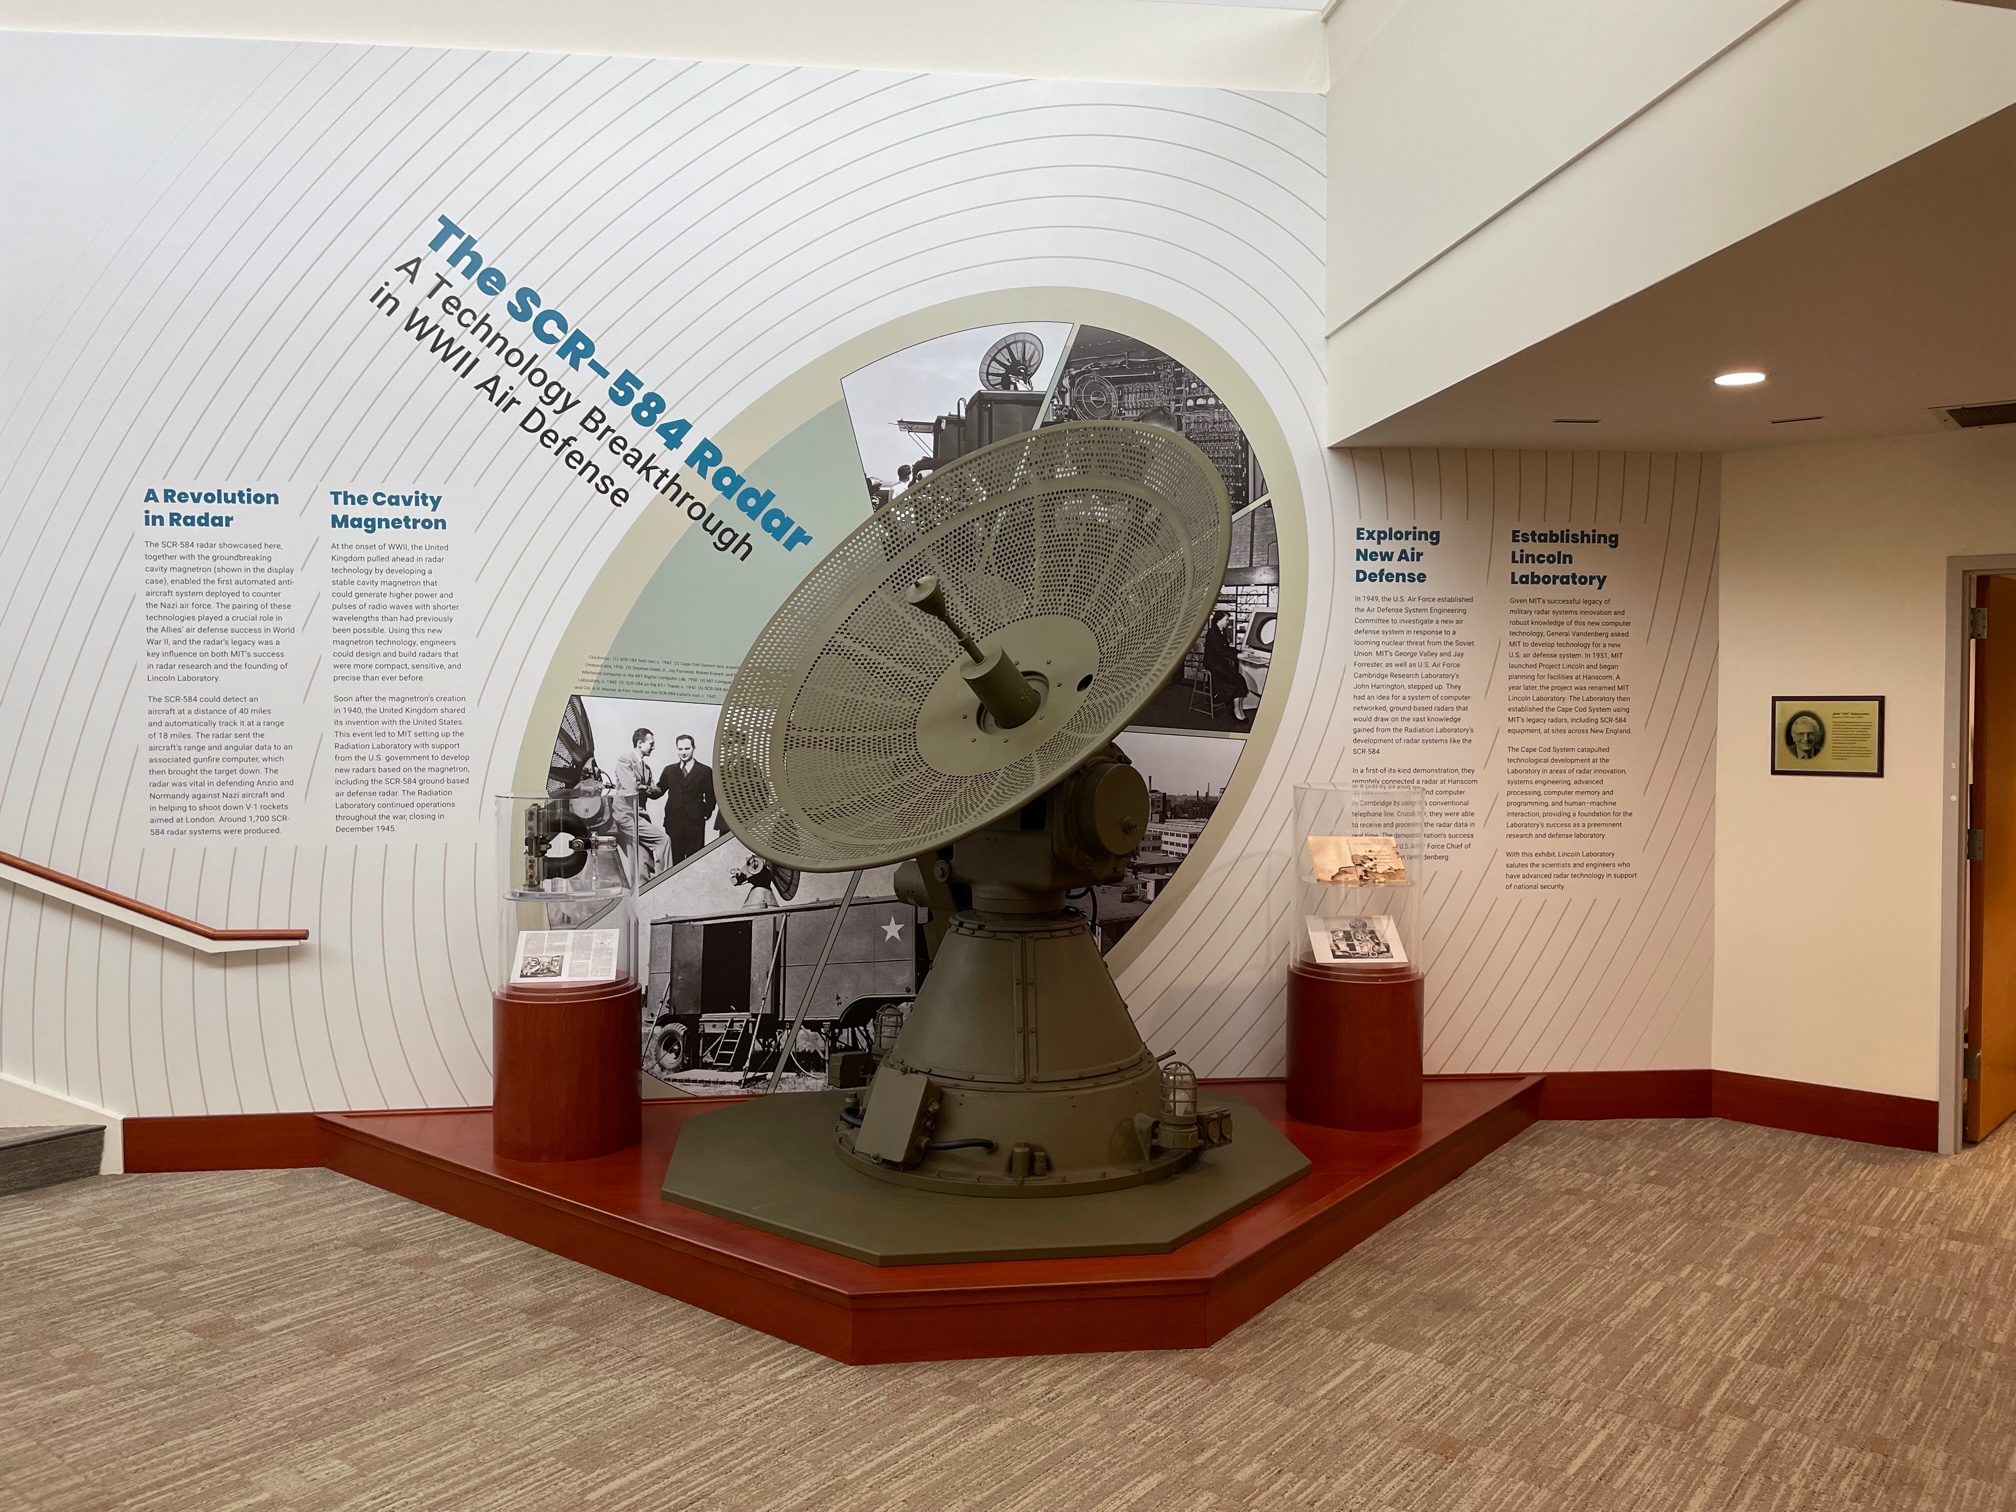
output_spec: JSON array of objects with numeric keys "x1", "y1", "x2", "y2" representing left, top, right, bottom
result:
[{"x1": 712, "y1": 420, "x2": 1232, "y2": 872}]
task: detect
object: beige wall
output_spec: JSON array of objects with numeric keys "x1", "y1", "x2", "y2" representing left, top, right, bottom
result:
[{"x1": 1716, "y1": 429, "x2": 2016, "y2": 1107}]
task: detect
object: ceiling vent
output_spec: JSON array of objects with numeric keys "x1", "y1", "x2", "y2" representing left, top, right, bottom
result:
[{"x1": 1938, "y1": 401, "x2": 2016, "y2": 429}]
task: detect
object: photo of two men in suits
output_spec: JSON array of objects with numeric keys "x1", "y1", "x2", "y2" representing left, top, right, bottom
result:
[
  {"x1": 654, "y1": 734, "x2": 716, "y2": 865},
  {"x1": 579, "y1": 696, "x2": 727, "y2": 882},
  {"x1": 616, "y1": 729, "x2": 715, "y2": 878}
]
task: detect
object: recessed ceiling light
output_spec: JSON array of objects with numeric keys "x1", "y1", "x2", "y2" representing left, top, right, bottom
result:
[{"x1": 1714, "y1": 371, "x2": 1767, "y2": 387}]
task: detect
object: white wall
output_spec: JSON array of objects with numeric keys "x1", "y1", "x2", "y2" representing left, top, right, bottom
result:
[
  {"x1": 1325, "y1": 0, "x2": 1792, "y2": 329},
  {"x1": 1324, "y1": 0, "x2": 2016, "y2": 443},
  {"x1": 0, "y1": 0, "x2": 1326, "y2": 91},
  {"x1": 0, "y1": 36, "x2": 1329, "y2": 1113},
  {"x1": 1717, "y1": 429, "x2": 2016, "y2": 1103}
]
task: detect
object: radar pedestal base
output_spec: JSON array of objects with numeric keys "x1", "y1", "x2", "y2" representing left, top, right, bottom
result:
[
  {"x1": 839, "y1": 908, "x2": 1189, "y2": 1196},
  {"x1": 660, "y1": 1089, "x2": 1310, "y2": 1266}
]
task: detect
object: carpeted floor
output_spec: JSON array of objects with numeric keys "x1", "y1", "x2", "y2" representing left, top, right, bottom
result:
[{"x1": 5, "y1": 1117, "x2": 2015, "y2": 1512}]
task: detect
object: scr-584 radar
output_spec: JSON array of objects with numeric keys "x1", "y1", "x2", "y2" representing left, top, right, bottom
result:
[{"x1": 663, "y1": 420, "x2": 1308, "y2": 1260}]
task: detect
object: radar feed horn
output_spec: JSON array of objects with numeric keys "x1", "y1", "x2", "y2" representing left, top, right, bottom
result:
[{"x1": 903, "y1": 573, "x2": 1043, "y2": 731}]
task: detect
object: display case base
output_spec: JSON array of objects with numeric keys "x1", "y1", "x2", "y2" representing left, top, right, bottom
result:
[
  {"x1": 661, "y1": 1091, "x2": 1309, "y2": 1265},
  {"x1": 493, "y1": 981, "x2": 642, "y2": 1162},
  {"x1": 319, "y1": 1076, "x2": 1539, "y2": 1363},
  {"x1": 1287, "y1": 965, "x2": 1425, "y2": 1130}
]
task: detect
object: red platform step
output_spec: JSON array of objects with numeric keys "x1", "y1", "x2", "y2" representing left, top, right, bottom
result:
[{"x1": 319, "y1": 1076, "x2": 1538, "y2": 1364}]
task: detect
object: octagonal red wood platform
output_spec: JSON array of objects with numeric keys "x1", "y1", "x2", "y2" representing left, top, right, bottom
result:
[{"x1": 318, "y1": 1076, "x2": 1540, "y2": 1364}]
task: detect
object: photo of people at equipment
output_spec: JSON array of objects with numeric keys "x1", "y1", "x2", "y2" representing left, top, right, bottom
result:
[{"x1": 546, "y1": 693, "x2": 726, "y2": 884}]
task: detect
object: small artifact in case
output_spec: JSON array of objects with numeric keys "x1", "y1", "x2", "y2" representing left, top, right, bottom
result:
[
  {"x1": 509, "y1": 928, "x2": 623, "y2": 983},
  {"x1": 496, "y1": 788, "x2": 641, "y2": 987},
  {"x1": 1306, "y1": 834, "x2": 1408, "y2": 887},
  {"x1": 1305, "y1": 913, "x2": 1407, "y2": 967}
]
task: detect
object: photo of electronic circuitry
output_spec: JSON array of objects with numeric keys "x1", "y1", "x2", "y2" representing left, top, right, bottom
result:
[{"x1": 1043, "y1": 327, "x2": 1278, "y2": 736}]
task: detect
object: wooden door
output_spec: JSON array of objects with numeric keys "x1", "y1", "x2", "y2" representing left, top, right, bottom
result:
[{"x1": 1967, "y1": 574, "x2": 2016, "y2": 1141}]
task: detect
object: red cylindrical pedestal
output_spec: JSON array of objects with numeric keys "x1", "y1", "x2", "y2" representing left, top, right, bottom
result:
[
  {"x1": 1286, "y1": 964, "x2": 1424, "y2": 1130},
  {"x1": 493, "y1": 980, "x2": 643, "y2": 1162}
]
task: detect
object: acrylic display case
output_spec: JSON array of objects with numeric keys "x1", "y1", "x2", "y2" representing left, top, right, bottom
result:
[
  {"x1": 1288, "y1": 782, "x2": 1425, "y2": 980},
  {"x1": 1285, "y1": 782, "x2": 1425, "y2": 1130},
  {"x1": 492, "y1": 787, "x2": 644, "y2": 1163},
  {"x1": 496, "y1": 787, "x2": 640, "y2": 989}
]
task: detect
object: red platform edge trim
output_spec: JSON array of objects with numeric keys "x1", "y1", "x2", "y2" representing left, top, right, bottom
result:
[
  {"x1": 119, "y1": 1068, "x2": 1939, "y2": 1172},
  {"x1": 306, "y1": 1080, "x2": 1544, "y2": 1363}
]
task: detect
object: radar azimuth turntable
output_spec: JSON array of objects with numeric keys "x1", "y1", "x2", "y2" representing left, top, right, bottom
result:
[{"x1": 661, "y1": 420, "x2": 1310, "y2": 1266}]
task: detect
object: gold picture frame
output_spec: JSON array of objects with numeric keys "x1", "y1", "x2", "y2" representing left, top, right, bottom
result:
[{"x1": 1770, "y1": 695, "x2": 1884, "y2": 778}]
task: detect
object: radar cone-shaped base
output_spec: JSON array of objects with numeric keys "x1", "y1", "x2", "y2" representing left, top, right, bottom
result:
[{"x1": 836, "y1": 910, "x2": 1189, "y2": 1196}]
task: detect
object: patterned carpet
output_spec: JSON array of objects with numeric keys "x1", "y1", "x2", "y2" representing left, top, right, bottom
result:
[{"x1": 5, "y1": 1117, "x2": 2014, "y2": 1512}]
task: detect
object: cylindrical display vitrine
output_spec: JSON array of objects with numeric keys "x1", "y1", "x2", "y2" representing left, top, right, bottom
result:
[
  {"x1": 1285, "y1": 783, "x2": 1426, "y2": 1130},
  {"x1": 492, "y1": 789, "x2": 643, "y2": 1162}
]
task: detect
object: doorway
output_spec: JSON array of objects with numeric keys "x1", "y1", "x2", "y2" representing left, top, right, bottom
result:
[{"x1": 1965, "y1": 573, "x2": 2016, "y2": 1142}]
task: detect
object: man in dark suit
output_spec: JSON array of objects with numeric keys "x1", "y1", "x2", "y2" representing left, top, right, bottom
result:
[{"x1": 660, "y1": 734, "x2": 716, "y2": 864}]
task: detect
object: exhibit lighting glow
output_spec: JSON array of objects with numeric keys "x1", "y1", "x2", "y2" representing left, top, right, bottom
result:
[{"x1": 1713, "y1": 370, "x2": 1767, "y2": 387}]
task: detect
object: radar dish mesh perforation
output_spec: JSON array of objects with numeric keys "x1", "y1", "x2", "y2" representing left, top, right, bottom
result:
[{"x1": 715, "y1": 421, "x2": 1232, "y2": 871}]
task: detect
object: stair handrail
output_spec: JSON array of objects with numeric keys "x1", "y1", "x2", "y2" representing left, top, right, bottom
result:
[{"x1": 0, "y1": 849, "x2": 309, "y2": 952}]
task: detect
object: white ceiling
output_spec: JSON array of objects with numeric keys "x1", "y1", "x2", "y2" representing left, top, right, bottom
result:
[{"x1": 1341, "y1": 103, "x2": 2016, "y2": 452}]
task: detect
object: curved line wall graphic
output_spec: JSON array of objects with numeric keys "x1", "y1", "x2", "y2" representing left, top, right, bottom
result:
[
  {"x1": 0, "y1": 36, "x2": 1333, "y2": 1114},
  {"x1": 0, "y1": 33, "x2": 1713, "y2": 1120}
]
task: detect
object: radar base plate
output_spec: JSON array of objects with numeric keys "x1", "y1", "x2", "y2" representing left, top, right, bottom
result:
[{"x1": 660, "y1": 1091, "x2": 1310, "y2": 1266}]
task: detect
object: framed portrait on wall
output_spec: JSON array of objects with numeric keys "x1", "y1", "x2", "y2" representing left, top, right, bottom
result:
[{"x1": 1770, "y1": 695, "x2": 1885, "y2": 777}]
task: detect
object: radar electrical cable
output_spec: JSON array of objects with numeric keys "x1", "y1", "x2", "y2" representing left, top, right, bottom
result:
[
  {"x1": 836, "y1": 1104, "x2": 997, "y2": 1153},
  {"x1": 1066, "y1": 886, "x2": 1102, "y2": 952}
]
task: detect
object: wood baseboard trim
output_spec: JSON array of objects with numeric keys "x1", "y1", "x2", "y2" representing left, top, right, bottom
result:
[
  {"x1": 1506, "y1": 1070, "x2": 1936, "y2": 1150},
  {"x1": 1709, "y1": 1071, "x2": 1938, "y2": 1152},
  {"x1": 115, "y1": 1067, "x2": 1941, "y2": 1172},
  {"x1": 1525, "y1": 1070, "x2": 1713, "y2": 1121},
  {"x1": 123, "y1": 1112, "x2": 330, "y2": 1171}
]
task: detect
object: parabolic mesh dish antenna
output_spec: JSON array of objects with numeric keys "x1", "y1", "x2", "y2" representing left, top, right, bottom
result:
[
  {"x1": 669, "y1": 419, "x2": 1312, "y2": 1241},
  {"x1": 978, "y1": 331, "x2": 1044, "y2": 391},
  {"x1": 676, "y1": 415, "x2": 1277, "y2": 1215},
  {"x1": 716, "y1": 421, "x2": 1229, "y2": 872}
]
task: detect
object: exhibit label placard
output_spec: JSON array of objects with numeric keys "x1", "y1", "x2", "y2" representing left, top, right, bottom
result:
[{"x1": 1770, "y1": 696, "x2": 1885, "y2": 777}]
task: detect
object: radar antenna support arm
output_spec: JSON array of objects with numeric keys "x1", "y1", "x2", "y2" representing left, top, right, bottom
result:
[
  {"x1": 893, "y1": 849, "x2": 961, "y2": 959},
  {"x1": 903, "y1": 574, "x2": 1043, "y2": 730},
  {"x1": 763, "y1": 868, "x2": 862, "y2": 1093}
]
